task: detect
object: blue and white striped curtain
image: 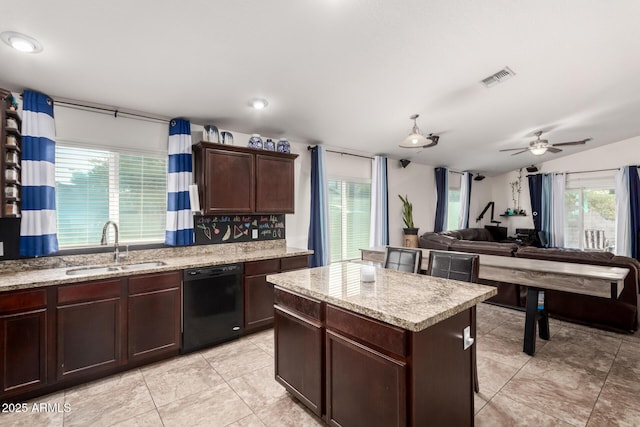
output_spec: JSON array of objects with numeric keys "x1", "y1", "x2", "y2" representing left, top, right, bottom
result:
[
  {"x1": 457, "y1": 172, "x2": 472, "y2": 229},
  {"x1": 165, "y1": 118, "x2": 194, "y2": 246},
  {"x1": 20, "y1": 90, "x2": 59, "y2": 257},
  {"x1": 369, "y1": 155, "x2": 388, "y2": 247},
  {"x1": 308, "y1": 145, "x2": 330, "y2": 267},
  {"x1": 434, "y1": 167, "x2": 448, "y2": 232}
]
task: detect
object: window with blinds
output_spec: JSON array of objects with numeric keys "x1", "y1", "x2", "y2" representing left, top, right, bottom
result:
[
  {"x1": 55, "y1": 144, "x2": 167, "y2": 248},
  {"x1": 328, "y1": 179, "x2": 371, "y2": 262},
  {"x1": 564, "y1": 171, "x2": 616, "y2": 251}
]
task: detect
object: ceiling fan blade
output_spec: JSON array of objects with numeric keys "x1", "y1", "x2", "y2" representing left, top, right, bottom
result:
[
  {"x1": 499, "y1": 147, "x2": 528, "y2": 152},
  {"x1": 547, "y1": 147, "x2": 562, "y2": 153},
  {"x1": 511, "y1": 149, "x2": 529, "y2": 156},
  {"x1": 551, "y1": 138, "x2": 591, "y2": 147}
]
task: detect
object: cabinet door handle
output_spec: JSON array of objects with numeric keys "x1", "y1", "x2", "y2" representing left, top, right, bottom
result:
[{"x1": 463, "y1": 326, "x2": 474, "y2": 350}]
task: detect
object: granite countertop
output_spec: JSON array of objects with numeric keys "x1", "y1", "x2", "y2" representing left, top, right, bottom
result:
[
  {"x1": 0, "y1": 243, "x2": 312, "y2": 293},
  {"x1": 267, "y1": 261, "x2": 497, "y2": 332}
]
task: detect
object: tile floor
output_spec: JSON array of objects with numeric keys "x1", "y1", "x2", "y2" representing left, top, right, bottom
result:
[{"x1": 2, "y1": 303, "x2": 639, "y2": 426}]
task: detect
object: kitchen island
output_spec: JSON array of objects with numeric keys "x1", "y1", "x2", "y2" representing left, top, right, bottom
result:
[{"x1": 267, "y1": 261, "x2": 497, "y2": 427}]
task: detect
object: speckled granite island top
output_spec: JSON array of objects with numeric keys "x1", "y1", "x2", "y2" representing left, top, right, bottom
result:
[
  {"x1": 267, "y1": 261, "x2": 497, "y2": 332},
  {"x1": 0, "y1": 241, "x2": 312, "y2": 292}
]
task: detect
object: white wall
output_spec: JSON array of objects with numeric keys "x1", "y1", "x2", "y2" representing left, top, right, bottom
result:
[
  {"x1": 387, "y1": 161, "x2": 436, "y2": 246},
  {"x1": 473, "y1": 135, "x2": 640, "y2": 236}
]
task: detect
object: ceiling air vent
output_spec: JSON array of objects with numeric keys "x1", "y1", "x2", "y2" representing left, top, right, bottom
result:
[{"x1": 480, "y1": 67, "x2": 516, "y2": 88}]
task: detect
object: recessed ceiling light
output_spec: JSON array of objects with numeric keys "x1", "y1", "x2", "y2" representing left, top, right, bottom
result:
[
  {"x1": 1, "y1": 31, "x2": 43, "y2": 53},
  {"x1": 251, "y1": 98, "x2": 268, "y2": 110}
]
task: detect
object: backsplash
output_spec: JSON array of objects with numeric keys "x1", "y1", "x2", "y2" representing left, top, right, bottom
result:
[{"x1": 194, "y1": 214, "x2": 285, "y2": 245}]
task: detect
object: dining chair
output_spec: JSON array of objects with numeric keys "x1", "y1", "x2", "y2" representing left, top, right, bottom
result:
[
  {"x1": 383, "y1": 246, "x2": 422, "y2": 274},
  {"x1": 427, "y1": 250, "x2": 481, "y2": 393}
]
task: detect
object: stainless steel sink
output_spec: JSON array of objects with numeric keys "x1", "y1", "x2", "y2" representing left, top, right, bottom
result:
[
  {"x1": 66, "y1": 265, "x2": 121, "y2": 276},
  {"x1": 120, "y1": 261, "x2": 167, "y2": 271},
  {"x1": 66, "y1": 261, "x2": 167, "y2": 276}
]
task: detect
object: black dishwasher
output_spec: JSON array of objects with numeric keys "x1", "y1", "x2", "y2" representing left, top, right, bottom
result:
[{"x1": 182, "y1": 263, "x2": 243, "y2": 353}]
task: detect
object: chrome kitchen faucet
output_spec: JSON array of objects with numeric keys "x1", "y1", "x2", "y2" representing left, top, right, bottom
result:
[{"x1": 100, "y1": 221, "x2": 120, "y2": 263}]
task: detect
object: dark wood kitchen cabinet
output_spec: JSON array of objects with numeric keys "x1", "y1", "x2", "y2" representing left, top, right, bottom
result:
[
  {"x1": 273, "y1": 286, "x2": 474, "y2": 426},
  {"x1": 128, "y1": 271, "x2": 181, "y2": 363},
  {"x1": 325, "y1": 306, "x2": 407, "y2": 427},
  {"x1": 0, "y1": 289, "x2": 48, "y2": 397},
  {"x1": 196, "y1": 144, "x2": 255, "y2": 214},
  {"x1": 274, "y1": 287, "x2": 324, "y2": 416},
  {"x1": 193, "y1": 142, "x2": 298, "y2": 214},
  {"x1": 255, "y1": 154, "x2": 295, "y2": 213},
  {"x1": 244, "y1": 255, "x2": 309, "y2": 333},
  {"x1": 56, "y1": 279, "x2": 125, "y2": 381}
]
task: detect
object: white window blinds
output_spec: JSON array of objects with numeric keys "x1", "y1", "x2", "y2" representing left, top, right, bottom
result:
[
  {"x1": 328, "y1": 179, "x2": 371, "y2": 262},
  {"x1": 55, "y1": 144, "x2": 167, "y2": 248}
]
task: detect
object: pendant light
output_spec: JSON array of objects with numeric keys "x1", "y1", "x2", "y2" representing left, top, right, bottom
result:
[{"x1": 399, "y1": 114, "x2": 439, "y2": 148}]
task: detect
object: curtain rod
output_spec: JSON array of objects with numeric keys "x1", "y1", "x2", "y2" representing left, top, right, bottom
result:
[
  {"x1": 307, "y1": 145, "x2": 373, "y2": 160},
  {"x1": 547, "y1": 165, "x2": 640, "y2": 175},
  {"x1": 21, "y1": 93, "x2": 172, "y2": 124},
  {"x1": 54, "y1": 100, "x2": 171, "y2": 124}
]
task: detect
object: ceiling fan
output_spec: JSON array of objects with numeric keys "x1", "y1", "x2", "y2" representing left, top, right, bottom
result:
[{"x1": 500, "y1": 131, "x2": 591, "y2": 156}]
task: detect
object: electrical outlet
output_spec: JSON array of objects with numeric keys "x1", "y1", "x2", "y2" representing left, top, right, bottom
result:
[
  {"x1": 252, "y1": 229, "x2": 258, "y2": 239},
  {"x1": 0, "y1": 241, "x2": 4, "y2": 257}
]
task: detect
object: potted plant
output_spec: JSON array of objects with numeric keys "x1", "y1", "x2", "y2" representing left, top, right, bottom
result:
[{"x1": 398, "y1": 194, "x2": 419, "y2": 247}]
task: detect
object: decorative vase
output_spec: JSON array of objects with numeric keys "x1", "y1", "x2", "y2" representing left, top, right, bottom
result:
[
  {"x1": 264, "y1": 138, "x2": 276, "y2": 151},
  {"x1": 204, "y1": 125, "x2": 219, "y2": 143},
  {"x1": 248, "y1": 134, "x2": 263, "y2": 149},
  {"x1": 403, "y1": 227, "x2": 419, "y2": 248},
  {"x1": 221, "y1": 131, "x2": 233, "y2": 145},
  {"x1": 277, "y1": 138, "x2": 290, "y2": 153}
]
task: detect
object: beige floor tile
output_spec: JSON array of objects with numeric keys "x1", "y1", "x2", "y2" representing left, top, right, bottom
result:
[
  {"x1": 255, "y1": 394, "x2": 325, "y2": 427},
  {"x1": 201, "y1": 338, "x2": 273, "y2": 381},
  {"x1": 143, "y1": 354, "x2": 225, "y2": 407},
  {"x1": 228, "y1": 365, "x2": 287, "y2": 412},
  {"x1": 476, "y1": 333, "x2": 535, "y2": 369},
  {"x1": 0, "y1": 391, "x2": 65, "y2": 427},
  {"x1": 588, "y1": 379, "x2": 640, "y2": 427},
  {"x1": 532, "y1": 335, "x2": 617, "y2": 380},
  {"x1": 476, "y1": 354, "x2": 521, "y2": 399},
  {"x1": 474, "y1": 393, "x2": 488, "y2": 415},
  {"x1": 227, "y1": 413, "x2": 267, "y2": 426},
  {"x1": 63, "y1": 370, "x2": 156, "y2": 427},
  {"x1": 501, "y1": 357, "x2": 604, "y2": 426},
  {"x1": 158, "y1": 381, "x2": 252, "y2": 427},
  {"x1": 111, "y1": 409, "x2": 163, "y2": 426},
  {"x1": 475, "y1": 393, "x2": 575, "y2": 426},
  {"x1": 140, "y1": 351, "x2": 206, "y2": 377},
  {"x1": 247, "y1": 329, "x2": 275, "y2": 357}
]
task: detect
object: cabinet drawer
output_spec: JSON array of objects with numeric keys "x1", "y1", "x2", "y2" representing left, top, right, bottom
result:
[
  {"x1": 245, "y1": 259, "x2": 280, "y2": 276},
  {"x1": 274, "y1": 287, "x2": 322, "y2": 321},
  {"x1": 128, "y1": 271, "x2": 181, "y2": 295},
  {"x1": 326, "y1": 305, "x2": 407, "y2": 357},
  {"x1": 280, "y1": 255, "x2": 309, "y2": 272},
  {"x1": 57, "y1": 279, "x2": 122, "y2": 305},
  {"x1": 0, "y1": 289, "x2": 47, "y2": 314}
]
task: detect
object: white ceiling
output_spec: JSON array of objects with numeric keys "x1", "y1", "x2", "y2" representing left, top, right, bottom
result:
[{"x1": 1, "y1": 0, "x2": 640, "y2": 175}]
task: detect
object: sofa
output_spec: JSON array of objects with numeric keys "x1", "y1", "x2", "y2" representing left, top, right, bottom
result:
[{"x1": 419, "y1": 228, "x2": 639, "y2": 333}]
